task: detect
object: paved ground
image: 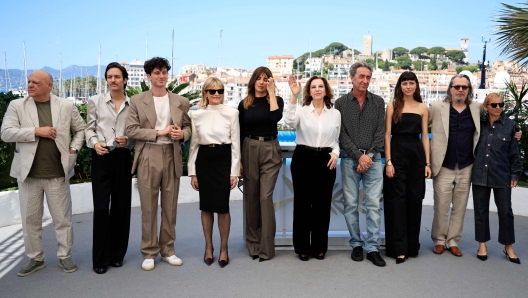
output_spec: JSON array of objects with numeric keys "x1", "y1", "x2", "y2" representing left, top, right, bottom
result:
[{"x1": 1, "y1": 201, "x2": 527, "y2": 298}]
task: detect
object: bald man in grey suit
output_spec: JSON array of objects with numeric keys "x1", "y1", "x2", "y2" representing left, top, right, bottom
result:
[{"x1": 1, "y1": 70, "x2": 86, "y2": 276}]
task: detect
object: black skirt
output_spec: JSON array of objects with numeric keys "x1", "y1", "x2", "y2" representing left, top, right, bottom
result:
[{"x1": 196, "y1": 145, "x2": 232, "y2": 213}]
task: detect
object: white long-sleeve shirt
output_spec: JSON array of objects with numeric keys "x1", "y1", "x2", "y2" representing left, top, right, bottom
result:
[
  {"x1": 284, "y1": 103, "x2": 341, "y2": 156},
  {"x1": 188, "y1": 104, "x2": 240, "y2": 176}
]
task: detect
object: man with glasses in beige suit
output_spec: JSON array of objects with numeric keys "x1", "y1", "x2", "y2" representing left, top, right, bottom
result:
[
  {"x1": 1, "y1": 70, "x2": 85, "y2": 276},
  {"x1": 126, "y1": 57, "x2": 191, "y2": 271}
]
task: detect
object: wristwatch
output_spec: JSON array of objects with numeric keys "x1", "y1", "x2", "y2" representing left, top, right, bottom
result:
[
  {"x1": 386, "y1": 159, "x2": 393, "y2": 166},
  {"x1": 70, "y1": 147, "x2": 78, "y2": 154},
  {"x1": 367, "y1": 152, "x2": 374, "y2": 158}
]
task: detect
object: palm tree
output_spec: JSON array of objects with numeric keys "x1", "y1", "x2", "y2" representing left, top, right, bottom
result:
[
  {"x1": 125, "y1": 80, "x2": 200, "y2": 106},
  {"x1": 495, "y1": 3, "x2": 528, "y2": 67}
]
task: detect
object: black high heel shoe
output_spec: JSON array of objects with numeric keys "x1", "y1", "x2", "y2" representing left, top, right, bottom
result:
[
  {"x1": 204, "y1": 248, "x2": 214, "y2": 266},
  {"x1": 396, "y1": 256, "x2": 406, "y2": 264},
  {"x1": 298, "y1": 254, "x2": 309, "y2": 261},
  {"x1": 477, "y1": 248, "x2": 487, "y2": 261},
  {"x1": 218, "y1": 251, "x2": 229, "y2": 268},
  {"x1": 503, "y1": 250, "x2": 521, "y2": 264}
]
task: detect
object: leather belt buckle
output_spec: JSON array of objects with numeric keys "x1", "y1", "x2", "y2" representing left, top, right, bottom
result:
[
  {"x1": 316, "y1": 147, "x2": 322, "y2": 151},
  {"x1": 258, "y1": 137, "x2": 264, "y2": 142},
  {"x1": 209, "y1": 144, "x2": 216, "y2": 147}
]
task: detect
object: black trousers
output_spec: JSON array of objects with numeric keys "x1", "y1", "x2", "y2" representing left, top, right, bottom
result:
[
  {"x1": 383, "y1": 139, "x2": 425, "y2": 258},
  {"x1": 290, "y1": 147, "x2": 336, "y2": 255},
  {"x1": 472, "y1": 184, "x2": 515, "y2": 245},
  {"x1": 91, "y1": 148, "x2": 132, "y2": 268}
]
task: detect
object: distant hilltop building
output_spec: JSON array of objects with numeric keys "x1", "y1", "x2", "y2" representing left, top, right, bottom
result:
[
  {"x1": 121, "y1": 59, "x2": 146, "y2": 88},
  {"x1": 181, "y1": 63, "x2": 207, "y2": 75},
  {"x1": 381, "y1": 49, "x2": 393, "y2": 61},
  {"x1": 267, "y1": 55, "x2": 294, "y2": 75},
  {"x1": 363, "y1": 33, "x2": 373, "y2": 56},
  {"x1": 461, "y1": 37, "x2": 469, "y2": 63}
]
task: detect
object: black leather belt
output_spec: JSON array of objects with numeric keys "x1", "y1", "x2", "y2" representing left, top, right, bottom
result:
[
  {"x1": 296, "y1": 145, "x2": 332, "y2": 153},
  {"x1": 248, "y1": 135, "x2": 277, "y2": 142},
  {"x1": 201, "y1": 144, "x2": 230, "y2": 148}
]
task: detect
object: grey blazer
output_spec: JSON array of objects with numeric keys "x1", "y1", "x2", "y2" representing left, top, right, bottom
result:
[
  {"x1": 0, "y1": 94, "x2": 86, "y2": 182},
  {"x1": 125, "y1": 90, "x2": 191, "y2": 178},
  {"x1": 429, "y1": 100, "x2": 482, "y2": 177}
]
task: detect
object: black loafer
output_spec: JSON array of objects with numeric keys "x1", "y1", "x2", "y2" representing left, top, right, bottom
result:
[
  {"x1": 94, "y1": 266, "x2": 107, "y2": 274},
  {"x1": 259, "y1": 258, "x2": 269, "y2": 262},
  {"x1": 298, "y1": 254, "x2": 309, "y2": 261},
  {"x1": 312, "y1": 253, "x2": 325, "y2": 260},
  {"x1": 251, "y1": 255, "x2": 259, "y2": 260},
  {"x1": 351, "y1": 246, "x2": 364, "y2": 262},
  {"x1": 366, "y1": 251, "x2": 386, "y2": 267},
  {"x1": 110, "y1": 261, "x2": 123, "y2": 268}
]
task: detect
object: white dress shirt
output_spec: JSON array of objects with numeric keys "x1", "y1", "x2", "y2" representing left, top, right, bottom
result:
[
  {"x1": 86, "y1": 92, "x2": 134, "y2": 149},
  {"x1": 284, "y1": 103, "x2": 341, "y2": 156},
  {"x1": 188, "y1": 104, "x2": 240, "y2": 176}
]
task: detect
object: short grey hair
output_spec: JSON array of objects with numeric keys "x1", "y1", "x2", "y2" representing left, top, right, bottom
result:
[
  {"x1": 444, "y1": 74, "x2": 473, "y2": 105},
  {"x1": 349, "y1": 61, "x2": 373, "y2": 77}
]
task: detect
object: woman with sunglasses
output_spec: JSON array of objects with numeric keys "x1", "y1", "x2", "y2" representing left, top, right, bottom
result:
[
  {"x1": 284, "y1": 75, "x2": 340, "y2": 261},
  {"x1": 238, "y1": 66, "x2": 284, "y2": 262},
  {"x1": 472, "y1": 93, "x2": 522, "y2": 264},
  {"x1": 383, "y1": 71, "x2": 431, "y2": 264},
  {"x1": 188, "y1": 77, "x2": 240, "y2": 268}
]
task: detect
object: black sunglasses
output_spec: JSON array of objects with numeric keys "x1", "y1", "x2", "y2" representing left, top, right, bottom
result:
[
  {"x1": 206, "y1": 89, "x2": 225, "y2": 95},
  {"x1": 452, "y1": 85, "x2": 469, "y2": 91},
  {"x1": 488, "y1": 102, "x2": 505, "y2": 108}
]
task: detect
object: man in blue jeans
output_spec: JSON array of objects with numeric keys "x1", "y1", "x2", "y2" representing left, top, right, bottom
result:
[{"x1": 335, "y1": 62, "x2": 386, "y2": 267}]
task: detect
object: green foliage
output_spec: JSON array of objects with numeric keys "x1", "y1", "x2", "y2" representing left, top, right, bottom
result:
[
  {"x1": 441, "y1": 62, "x2": 449, "y2": 70},
  {"x1": 455, "y1": 65, "x2": 479, "y2": 73},
  {"x1": 382, "y1": 59, "x2": 390, "y2": 71},
  {"x1": 125, "y1": 81, "x2": 150, "y2": 97},
  {"x1": 395, "y1": 55, "x2": 412, "y2": 69},
  {"x1": 125, "y1": 80, "x2": 200, "y2": 105},
  {"x1": 445, "y1": 50, "x2": 466, "y2": 63},
  {"x1": 323, "y1": 42, "x2": 349, "y2": 55},
  {"x1": 410, "y1": 47, "x2": 429, "y2": 55},
  {"x1": 71, "y1": 103, "x2": 92, "y2": 182},
  {"x1": 427, "y1": 47, "x2": 446, "y2": 57},
  {"x1": 504, "y1": 80, "x2": 528, "y2": 181},
  {"x1": 413, "y1": 60, "x2": 425, "y2": 71},
  {"x1": 393, "y1": 47, "x2": 409, "y2": 57},
  {"x1": 365, "y1": 58, "x2": 376, "y2": 68},
  {"x1": 495, "y1": 3, "x2": 528, "y2": 67},
  {"x1": 428, "y1": 58, "x2": 438, "y2": 70},
  {"x1": 0, "y1": 92, "x2": 20, "y2": 190}
]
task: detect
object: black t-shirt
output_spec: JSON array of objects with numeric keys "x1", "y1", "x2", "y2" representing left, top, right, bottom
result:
[{"x1": 237, "y1": 96, "x2": 284, "y2": 148}]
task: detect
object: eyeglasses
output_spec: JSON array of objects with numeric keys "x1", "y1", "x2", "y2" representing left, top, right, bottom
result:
[
  {"x1": 206, "y1": 89, "x2": 225, "y2": 95},
  {"x1": 488, "y1": 102, "x2": 505, "y2": 108},
  {"x1": 452, "y1": 85, "x2": 469, "y2": 91}
]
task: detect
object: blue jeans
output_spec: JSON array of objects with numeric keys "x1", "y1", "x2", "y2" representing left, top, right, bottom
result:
[{"x1": 341, "y1": 153, "x2": 383, "y2": 252}]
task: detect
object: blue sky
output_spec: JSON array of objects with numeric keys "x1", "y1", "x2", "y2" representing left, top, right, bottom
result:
[{"x1": 0, "y1": 0, "x2": 518, "y2": 73}]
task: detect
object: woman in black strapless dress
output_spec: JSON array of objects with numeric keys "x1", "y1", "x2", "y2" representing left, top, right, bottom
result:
[{"x1": 383, "y1": 71, "x2": 431, "y2": 264}]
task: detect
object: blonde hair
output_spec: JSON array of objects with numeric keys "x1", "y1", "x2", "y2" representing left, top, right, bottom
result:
[
  {"x1": 199, "y1": 77, "x2": 225, "y2": 107},
  {"x1": 483, "y1": 92, "x2": 502, "y2": 106}
]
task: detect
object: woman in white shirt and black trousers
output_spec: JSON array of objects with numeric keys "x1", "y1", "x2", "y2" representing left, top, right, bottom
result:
[
  {"x1": 188, "y1": 77, "x2": 240, "y2": 268},
  {"x1": 285, "y1": 75, "x2": 341, "y2": 261}
]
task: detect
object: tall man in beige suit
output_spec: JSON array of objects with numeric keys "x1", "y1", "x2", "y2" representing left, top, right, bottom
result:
[
  {"x1": 1, "y1": 70, "x2": 86, "y2": 276},
  {"x1": 126, "y1": 57, "x2": 191, "y2": 271}
]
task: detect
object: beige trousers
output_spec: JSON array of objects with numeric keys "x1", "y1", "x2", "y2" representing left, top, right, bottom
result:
[
  {"x1": 18, "y1": 177, "x2": 73, "y2": 261},
  {"x1": 137, "y1": 143, "x2": 180, "y2": 259},
  {"x1": 242, "y1": 138, "x2": 282, "y2": 260},
  {"x1": 431, "y1": 164, "x2": 473, "y2": 248}
]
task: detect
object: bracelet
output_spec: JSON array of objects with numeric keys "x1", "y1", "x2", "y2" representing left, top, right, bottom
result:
[
  {"x1": 425, "y1": 163, "x2": 431, "y2": 167},
  {"x1": 386, "y1": 159, "x2": 393, "y2": 166}
]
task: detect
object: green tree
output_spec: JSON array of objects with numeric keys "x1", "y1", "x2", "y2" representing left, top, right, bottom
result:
[
  {"x1": 412, "y1": 60, "x2": 425, "y2": 71},
  {"x1": 504, "y1": 80, "x2": 528, "y2": 181},
  {"x1": 393, "y1": 47, "x2": 409, "y2": 57},
  {"x1": 455, "y1": 65, "x2": 479, "y2": 73},
  {"x1": 427, "y1": 46, "x2": 446, "y2": 58},
  {"x1": 365, "y1": 58, "x2": 376, "y2": 68},
  {"x1": 324, "y1": 42, "x2": 349, "y2": 55},
  {"x1": 441, "y1": 61, "x2": 449, "y2": 70},
  {"x1": 396, "y1": 55, "x2": 412, "y2": 69},
  {"x1": 495, "y1": 3, "x2": 528, "y2": 66},
  {"x1": 410, "y1": 47, "x2": 429, "y2": 55},
  {"x1": 125, "y1": 80, "x2": 200, "y2": 105},
  {"x1": 445, "y1": 50, "x2": 466, "y2": 64},
  {"x1": 0, "y1": 92, "x2": 20, "y2": 190},
  {"x1": 428, "y1": 58, "x2": 438, "y2": 70},
  {"x1": 382, "y1": 59, "x2": 390, "y2": 71}
]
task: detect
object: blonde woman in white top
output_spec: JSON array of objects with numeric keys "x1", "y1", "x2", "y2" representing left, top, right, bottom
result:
[
  {"x1": 188, "y1": 77, "x2": 240, "y2": 268},
  {"x1": 284, "y1": 75, "x2": 341, "y2": 261}
]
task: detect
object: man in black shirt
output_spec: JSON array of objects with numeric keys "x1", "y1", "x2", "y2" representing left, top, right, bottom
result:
[{"x1": 335, "y1": 62, "x2": 386, "y2": 267}]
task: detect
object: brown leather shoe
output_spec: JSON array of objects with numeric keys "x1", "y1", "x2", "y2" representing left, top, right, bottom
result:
[
  {"x1": 448, "y1": 246, "x2": 463, "y2": 257},
  {"x1": 433, "y1": 245, "x2": 445, "y2": 254}
]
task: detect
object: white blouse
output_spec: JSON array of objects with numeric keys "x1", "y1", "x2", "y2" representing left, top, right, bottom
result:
[
  {"x1": 188, "y1": 104, "x2": 240, "y2": 176},
  {"x1": 284, "y1": 103, "x2": 341, "y2": 156}
]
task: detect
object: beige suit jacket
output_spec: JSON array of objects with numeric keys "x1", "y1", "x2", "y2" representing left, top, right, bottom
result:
[
  {"x1": 126, "y1": 90, "x2": 191, "y2": 178},
  {"x1": 429, "y1": 100, "x2": 482, "y2": 177},
  {"x1": 0, "y1": 94, "x2": 86, "y2": 182}
]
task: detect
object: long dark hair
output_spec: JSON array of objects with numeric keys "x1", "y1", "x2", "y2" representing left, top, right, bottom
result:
[
  {"x1": 243, "y1": 66, "x2": 273, "y2": 109},
  {"x1": 393, "y1": 71, "x2": 422, "y2": 123},
  {"x1": 303, "y1": 76, "x2": 333, "y2": 109}
]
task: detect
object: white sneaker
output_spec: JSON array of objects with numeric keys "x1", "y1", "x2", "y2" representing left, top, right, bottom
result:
[
  {"x1": 161, "y1": 255, "x2": 183, "y2": 266},
  {"x1": 142, "y1": 259, "x2": 155, "y2": 271}
]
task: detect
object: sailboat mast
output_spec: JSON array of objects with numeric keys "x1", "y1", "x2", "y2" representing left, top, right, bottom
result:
[
  {"x1": 97, "y1": 43, "x2": 101, "y2": 95},
  {"x1": 4, "y1": 52, "x2": 8, "y2": 92},
  {"x1": 59, "y1": 53, "x2": 63, "y2": 98},
  {"x1": 23, "y1": 42, "x2": 28, "y2": 91},
  {"x1": 171, "y1": 29, "x2": 174, "y2": 79}
]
